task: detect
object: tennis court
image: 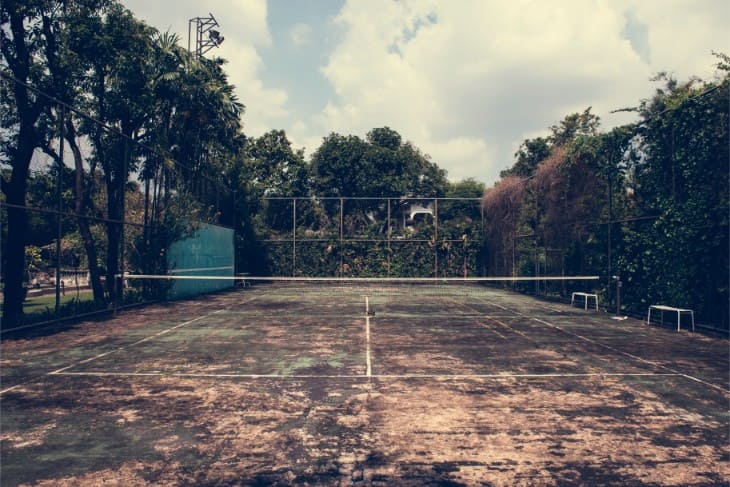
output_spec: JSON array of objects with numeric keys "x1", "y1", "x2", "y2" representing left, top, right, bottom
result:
[{"x1": 1, "y1": 280, "x2": 728, "y2": 486}]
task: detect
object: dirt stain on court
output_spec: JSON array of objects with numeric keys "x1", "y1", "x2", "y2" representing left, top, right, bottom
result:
[{"x1": 1, "y1": 291, "x2": 728, "y2": 486}]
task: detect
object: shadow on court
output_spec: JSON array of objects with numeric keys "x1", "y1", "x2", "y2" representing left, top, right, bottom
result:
[{"x1": 1, "y1": 286, "x2": 728, "y2": 486}]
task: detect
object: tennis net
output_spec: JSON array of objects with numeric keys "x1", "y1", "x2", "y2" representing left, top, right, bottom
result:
[{"x1": 120, "y1": 274, "x2": 601, "y2": 300}]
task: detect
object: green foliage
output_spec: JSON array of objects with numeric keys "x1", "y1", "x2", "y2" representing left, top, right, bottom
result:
[
  {"x1": 549, "y1": 107, "x2": 601, "y2": 146},
  {"x1": 499, "y1": 108, "x2": 602, "y2": 180},
  {"x1": 18, "y1": 294, "x2": 110, "y2": 328},
  {"x1": 483, "y1": 63, "x2": 729, "y2": 330},
  {"x1": 24, "y1": 246, "x2": 43, "y2": 275},
  {"x1": 616, "y1": 71, "x2": 729, "y2": 327},
  {"x1": 501, "y1": 137, "x2": 551, "y2": 178},
  {"x1": 2, "y1": 0, "x2": 242, "y2": 322},
  {"x1": 311, "y1": 128, "x2": 448, "y2": 199},
  {"x1": 237, "y1": 128, "x2": 469, "y2": 278}
]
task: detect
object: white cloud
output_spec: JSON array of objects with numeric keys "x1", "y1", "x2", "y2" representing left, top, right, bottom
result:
[
  {"x1": 121, "y1": 0, "x2": 289, "y2": 138},
  {"x1": 614, "y1": 0, "x2": 729, "y2": 80},
  {"x1": 124, "y1": 0, "x2": 271, "y2": 46},
  {"x1": 314, "y1": 0, "x2": 728, "y2": 184},
  {"x1": 425, "y1": 137, "x2": 495, "y2": 182},
  {"x1": 218, "y1": 40, "x2": 290, "y2": 135},
  {"x1": 120, "y1": 0, "x2": 729, "y2": 184}
]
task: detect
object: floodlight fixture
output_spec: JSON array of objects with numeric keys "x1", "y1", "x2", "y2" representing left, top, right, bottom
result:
[
  {"x1": 209, "y1": 29, "x2": 224, "y2": 46},
  {"x1": 188, "y1": 13, "x2": 223, "y2": 58}
]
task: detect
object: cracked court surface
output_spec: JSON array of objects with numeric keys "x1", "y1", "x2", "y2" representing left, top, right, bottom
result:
[{"x1": 1, "y1": 284, "x2": 728, "y2": 485}]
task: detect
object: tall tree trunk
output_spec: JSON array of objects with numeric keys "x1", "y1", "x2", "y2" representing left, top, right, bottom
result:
[
  {"x1": 65, "y1": 120, "x2": 106, "y2": 303},
  {"x1": 105, "y1": 172, "x2": 122, "y2": 301},
  {"x1": 2, "y1": 142, "x2": 33, "y2": 326},
  {"x1": 104, "y1": 135, "x2": 130, "y2": 302},
  {"x1": 1, "y1": 8, "x2": 46, "y2": 326}
]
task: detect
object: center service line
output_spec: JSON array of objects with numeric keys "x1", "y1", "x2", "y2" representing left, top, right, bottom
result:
[{"x1": 365, "y1": 296, "x2": 372, "y2": 378}]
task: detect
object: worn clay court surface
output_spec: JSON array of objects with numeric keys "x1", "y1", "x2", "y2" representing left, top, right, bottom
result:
[{"x1": 1, "y1": 284, "x2": 728, "y2": 486}]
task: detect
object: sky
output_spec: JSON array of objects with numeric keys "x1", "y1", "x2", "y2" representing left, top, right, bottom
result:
[{"x1": 120, "y1": 0, "x2": 729, "y2": 185}]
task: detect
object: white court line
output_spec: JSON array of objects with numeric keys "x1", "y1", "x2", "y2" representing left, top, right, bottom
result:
[
  {"x1": 531, "y1": 318, "x2": 730, "y2": 394},
  {"x1": 365, "y1": 297, "x2": 372, "y2": 377},
  {"x1": 47, "y1": 313, "x2": 216, "y2": 375},
  {"x1": 470, "y1": 295, "x2": 730, "y2": 394},
  {"x1": 47, "y1": 295, "x2": 264, "y2": 376},
  {"x1": 0, "y1": 305, "x2": 240, "y2": 395},
  {"x1": 51, "y1": 371, "x2": 680, "y2": 380},
  {"x1": 0, "y1": 384, "x2": 25, "y2": 394},
  {"x1": 441, "y1": 297, "x2": 508, "y2": 340}
]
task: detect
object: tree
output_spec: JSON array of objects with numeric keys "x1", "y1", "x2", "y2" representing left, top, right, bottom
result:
[
  {"x1": 484, "y1": 61, "x2": 729, "y2": 329},
  {"x1": 618, "y1": 68, "x2": 729, "y2": 328},
  {"x1": 500, "y1": 137, "x2": 550, "y2": 178},
  {"x1": 1, "y1": 0, "x2": 69, "y2": 324},
  {"x1": 442, "y1": 178, "x2": 485, "y2": 227},
  {"x1": 138, "y1": 31, "x2": 244, "y2": 277},
  {"x1": 242, "y1": 130, "x2": 309, "y2": 232},
  {"x1": 499, "y1": 108, "x2": 600, "y2": 180},
  {"x1": 311, "y1": 128, "x2": 447, "y2": 199},
  {"x1": 244, "y1": 130, "x2": 308, "y2": 198},
  {"x1": 549, "y1": 107, "x2": 601, "y2": 146},
  {"x1": 481, "y1": 177, "x2": 526, "y2": 276},
  {"x1": 38, "y1": 0, "x2": 111, "y2": 304},
  {"x1": 367, "y1": 126, "x2": 402, "y2": 151},
  {"x1": 71, "y1": 3, "x2": 157, "y2": 300}
]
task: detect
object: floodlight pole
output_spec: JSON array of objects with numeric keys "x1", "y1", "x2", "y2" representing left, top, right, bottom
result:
[{"x1": 188, "y1": 13, "x2": 224, "y2": 58}]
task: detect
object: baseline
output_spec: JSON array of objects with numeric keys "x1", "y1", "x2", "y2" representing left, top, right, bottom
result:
[{"x1": 49, "y1": 370, "x2": 679, "y2": 380}]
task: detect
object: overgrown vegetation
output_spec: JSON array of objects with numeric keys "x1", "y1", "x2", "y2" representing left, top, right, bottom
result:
[
  {"x1": 1, "y1": 0, "x2": 241, "y2": 326},
  {"x1": 483, "y1": 58, "x2": 729, "y2": 330},
  {"x1": 2, "y1": 1, "x2": 727, "y2": 331}
]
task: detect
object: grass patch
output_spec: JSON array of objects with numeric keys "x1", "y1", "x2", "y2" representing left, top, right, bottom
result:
[{"x1": 23, "y1": 291, "x2": 95, "y2": 313}]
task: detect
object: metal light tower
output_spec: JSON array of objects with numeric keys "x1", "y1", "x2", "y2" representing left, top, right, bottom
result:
[{"x1": 188, "y1": 13, "x2": 224, "y2": 58}]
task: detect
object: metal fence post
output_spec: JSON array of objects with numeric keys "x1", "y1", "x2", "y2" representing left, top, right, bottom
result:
[
  {"x1": 55, "y1": 105, "x2": 66, "y2": 319},
  {"x1": 292, "y1": 198, "x2": 297, "y2": 277}
]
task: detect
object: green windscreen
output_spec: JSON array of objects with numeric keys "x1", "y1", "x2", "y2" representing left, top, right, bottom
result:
[{"x1": 167, "y1": 223, "x2": 234, "y2": 299}]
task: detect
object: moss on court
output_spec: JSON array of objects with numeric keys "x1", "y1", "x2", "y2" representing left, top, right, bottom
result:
[{"x1": 1, "y1": 286, "x2": 728, "y2": 485}]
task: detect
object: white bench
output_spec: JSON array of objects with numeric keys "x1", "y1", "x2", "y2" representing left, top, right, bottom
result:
[
  {"x1": 647, "y1": 305, "x2": 694, "y2": 332},
  {"x1": 571, "y1": 292, "x2": 598, "y2": 310}
]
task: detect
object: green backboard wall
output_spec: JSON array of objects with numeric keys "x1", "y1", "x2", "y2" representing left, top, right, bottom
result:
[{"x1": 167, "y1": 223, "x2": 234, "y2": 299}]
